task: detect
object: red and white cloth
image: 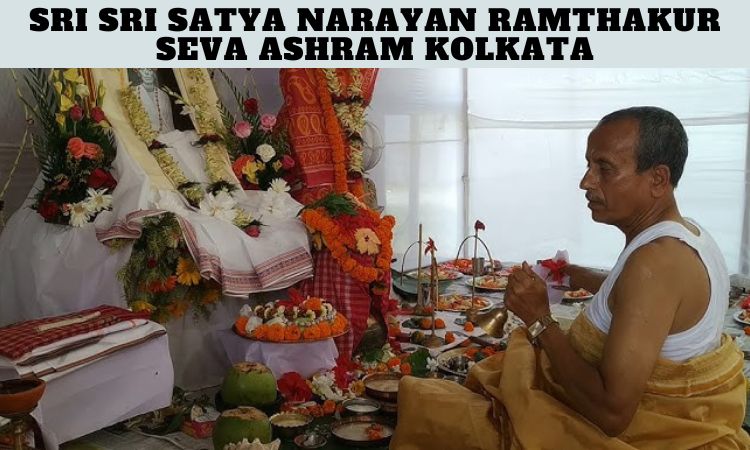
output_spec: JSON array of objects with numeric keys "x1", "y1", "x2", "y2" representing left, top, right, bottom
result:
[
  {"x1": 0, "y1": 305, "x2": 148, "y2": 361},
  {"x1": 300, "y1": 250, "x2": 373, "y2": 359}
]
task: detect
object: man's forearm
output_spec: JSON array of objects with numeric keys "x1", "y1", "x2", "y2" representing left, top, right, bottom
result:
[
  {"x1": 566, "y1": 264, "x2": 608, "y2": 293},
  {"x1": 537, "y1": 325, "x2": 622, "y2": 434}
]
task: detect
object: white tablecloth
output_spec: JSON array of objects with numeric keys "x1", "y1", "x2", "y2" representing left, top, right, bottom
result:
[
  {"x1": 0, "y1": 334, "x2": 173, "y2": 450},
  {"x1": 215, "y1": 329, "x2": 339, "y2": 379}
]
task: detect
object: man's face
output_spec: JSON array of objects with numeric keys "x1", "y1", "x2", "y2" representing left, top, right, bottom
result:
[{"x1": 580, "y1": 119, "x2": 652, "y2": 226}]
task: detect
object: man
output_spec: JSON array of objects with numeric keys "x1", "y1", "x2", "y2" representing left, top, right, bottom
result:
[{"x1": 391, "y1": 107, "x2": 749, "y2": 449}]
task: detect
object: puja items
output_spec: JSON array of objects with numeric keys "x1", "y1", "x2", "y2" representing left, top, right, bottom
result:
[
  {"x1": 221, "y1": 363, "x2": 278, "y2": 408},
  {"x1": 212, "y1": 407, "x2": 273, "y2": 450},
  {"x1": 268, "y1": 412, "x2": 313, "y2": 439},
  {"x1": 533, "y1": 250, "x2": 570, "y2": 304},
  {"x1": 331, "y1": 416, "x2": 394, "y2": 447},
  {"x1": 233, "y1": 289, "x2": 349, "y2": 343}
]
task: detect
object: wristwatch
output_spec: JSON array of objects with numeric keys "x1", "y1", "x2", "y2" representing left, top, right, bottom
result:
[{"x1": 527, "y1": 314, "x2": 558, "y2": 343}]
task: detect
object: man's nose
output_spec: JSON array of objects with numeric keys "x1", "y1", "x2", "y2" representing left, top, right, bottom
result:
[{"x1": 579, "y1": 168, "x2": 595, "y2": 190}]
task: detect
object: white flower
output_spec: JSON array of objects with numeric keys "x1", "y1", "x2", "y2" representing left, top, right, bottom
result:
[
  {"x1": 67, "y1": 201, "x2": 92, "y2": 227},
  {"x1": 244, "y1": 316, "x2": 263, "y2": 335},
  {"x1": 256, "y1": 144, "x2": 276, "y2": 163},
  {"x1": 269, "y1": 178, "x2": 289, "y2": 194},
  {"x1": 84, "y1": 188, "x2": 113, "y2": 212},
  {"x1": 426, "y1": 357, "x2": 438, "y2": 373},
  {"x1": 223, "y1": 438, "x2": 281, "y2": 450},
  {"x1": 199, "y1": 191, "x2": 238, "y2": 223},
  {"x1": 75, "y1": 83, "x2": 90, "y2": 97},
  {"x1": 311, "y1": 372, "x2": 345, "y2": 401},
  {"x1": 154, "y1": 191, "x2": 189, "y2": 215},
  {"x1": 239, "y1": 305, "x2": 254, "y2": 317}
]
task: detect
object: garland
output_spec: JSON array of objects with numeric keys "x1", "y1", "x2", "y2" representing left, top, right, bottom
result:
[
  {"x1": 315, "y1": 70, "x2": 349, "y2": 194},
  {"x1": 118, "y1": 212, "x2": 222, "y2": 323},
  {"x1": 183, "y1": 68, "x2": 235, "y2": 185},
  {"x1": 322, "y1": 69, "x2": 366, "y2": 178},
  {"x1": 300, "y1": 194, "x2": 394, "y2": 286},
  {"x1": 119, "y1": 75, "x2": 259, "y2": 232}
]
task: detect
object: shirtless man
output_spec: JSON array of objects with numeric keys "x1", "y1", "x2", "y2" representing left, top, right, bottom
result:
[{"x1": 504, "y1": 106, "x2": 731, "y2": 436}]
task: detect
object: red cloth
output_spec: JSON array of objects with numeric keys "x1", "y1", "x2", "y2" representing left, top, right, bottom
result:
[
  {"x1": 279, "y1": 68, "x2": 379, "y2": 205},
  {"x1": 0, "y1": 305, "x2": 148, "y2": 360},
  {"x1": 300, "y1": 250, "x2": 373, "y2": 359},
  {"x1": 540, "y1": 258, "x2": 568, "y2": 283}
]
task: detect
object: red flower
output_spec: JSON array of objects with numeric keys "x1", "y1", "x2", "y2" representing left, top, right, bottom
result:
[
  {"x1": 147, "y1": 258, "x2": 157, "y2": 269},
  {"x1": 333, "y1": 355, "x2": 356, "y2": 390},
  {"x1": 474, "y1": 220, "x2": 485, "y2": 231},
  {"x1": 69, "y1": 104, "x2": 84, "y2": 122},
  {"x1": 245, "y1": 225, "x2": 261, "y2": 238},
  {"x1": 277, "y1": 372, "x2": 312, "y2": 402},
  {"x1": 424, "y1": 238, "x2": 437, "y2": 254},
  {"x1": 243, "y1": 98, "x2": 258, "y2": 115},
  {"x1": 90, "y1": 106, "x2": 107, "y2": 123},
  {"x1": 281, "y1": 154, "x2": 296, "y2": 170},
  {"x1": 87, "y1": 168, "x2": 117, "y2": 190},
  {"x1": 38, "y1": 199, "x2": 59, "y2": 221},
  {"x1": 287, "y1": 288, "x2": 305, "y2": 306}
]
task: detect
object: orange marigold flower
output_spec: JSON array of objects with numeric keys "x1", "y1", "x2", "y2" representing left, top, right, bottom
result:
[
  {"x1": 304, "y1": 297, "x2": 323, "y2": 311},
  {"x1": 386, "y1": 357, "x2": 401, "y2": 368},
  {"x1": 235, "y1": 316, "x2": 249, "y2": 335},
  {"x1": 303, "y1": 324, "x2": 321, "y2": 340},
  {"x1": 400, "y1": 362, "x2": 412, "y2": 375},
  {"x1": 253, "y1": 324, "x2": 269, "y2": 340},
  {"x1": 318, "y1": 322, "x2": 332, "y2": 337},
  {"x1": 268, "y1": 323, "x2": 285, "y2": 342},
  {"x1": 285, "y1": 325, "x2": 302, "y2": 341},
  {"x1": 322, "y1": 399, "x2": 337, "y2": 415},
  {"x1": 331, "y1": 314, "x2": 348, "y2": 333}
]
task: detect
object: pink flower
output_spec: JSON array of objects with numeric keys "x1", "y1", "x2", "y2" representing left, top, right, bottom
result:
[
  {"x1": 69, "y1": 104, "x2": 83, "y2": 122},
  {"x1": 232, "y1": 120, "x2": 253, "y2": 139},
  {"x1": 83, "y1": 143, "x2": 102, "y2": 159},
  {"x1": 67, "y1": 137, "x2": 86, "y2": 159},
  {"x1": 260, "y1": 114, "x2": 276, "y2": 132},
  {"x1": 281, "y1": 154, "x2": 295, "y2": 170}
]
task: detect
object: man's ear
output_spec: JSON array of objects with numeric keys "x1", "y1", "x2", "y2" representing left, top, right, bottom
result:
[{"x1": 651, "y1": 164, "x2": 672, "y2": 196}]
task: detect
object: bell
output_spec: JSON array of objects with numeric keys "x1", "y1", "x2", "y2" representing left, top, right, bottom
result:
[{"x1": 466, "y1": 307, "x2": 508, "y2": 338}]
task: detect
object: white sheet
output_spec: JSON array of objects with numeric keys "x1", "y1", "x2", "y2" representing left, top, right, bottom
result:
[
  {"x1": 215, "y1": 328, "x2": 339, "y2": 379},
  {"x1": 0, "y1": 334, "x2": 173, "y2": 450}
]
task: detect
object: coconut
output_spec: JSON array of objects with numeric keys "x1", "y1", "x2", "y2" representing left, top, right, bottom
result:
[
  {"x1": 212, "y1": 407, "x2": 272, "y2": 450},
  {"x1": 221, "y1": 362, "x2": 277, "y2": 408}
]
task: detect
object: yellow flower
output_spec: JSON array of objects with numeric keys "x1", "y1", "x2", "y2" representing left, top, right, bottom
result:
[
  {"x1": 55, "y1": 113, "x2": 66, "y2": 128},
  {"x1": 59, "y1": 94, "x2": 74, "y2": 112},
  {"x1": 242, "y1": 161, "x2": 264, "y2": 185},
  {"x1": 131, "y1": 300, "x2": 155, "y2": 313},
  {"x1": 354, "y1": 228, "x2": 381, "y2": 255},
  {"x1": 53, "y1": 81, "x2": 63, "y2": 95},
  {"x1": 272, "y1": 160, "x2": 283, "y2": 171},
  {"x1": 62, "y1": 68, "x2": 84, "y2": 84},
  {"x1": 176, "y1": 257, "x2": 201, "y2": 286}
]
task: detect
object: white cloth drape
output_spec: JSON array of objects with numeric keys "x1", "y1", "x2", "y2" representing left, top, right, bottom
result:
[
  {"x1": 467, "y1": 68, "x2": 750, "y2": 274},
  {"x1": 369, "y1": 69, "x2": 749, "y2": 276}
]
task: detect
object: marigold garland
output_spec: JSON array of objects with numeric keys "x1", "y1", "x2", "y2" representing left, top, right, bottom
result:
[
  {"x1": 300, "y1": 203, "x2": 394, "y2": 285},
  {"x1": 315, "y1": 70, "x2": 349, "y2": 194}
]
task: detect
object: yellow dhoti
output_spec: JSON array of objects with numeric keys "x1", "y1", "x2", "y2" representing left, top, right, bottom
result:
[{"x1": 391, "y1": 315, "x2": 750, "y2": 449}]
